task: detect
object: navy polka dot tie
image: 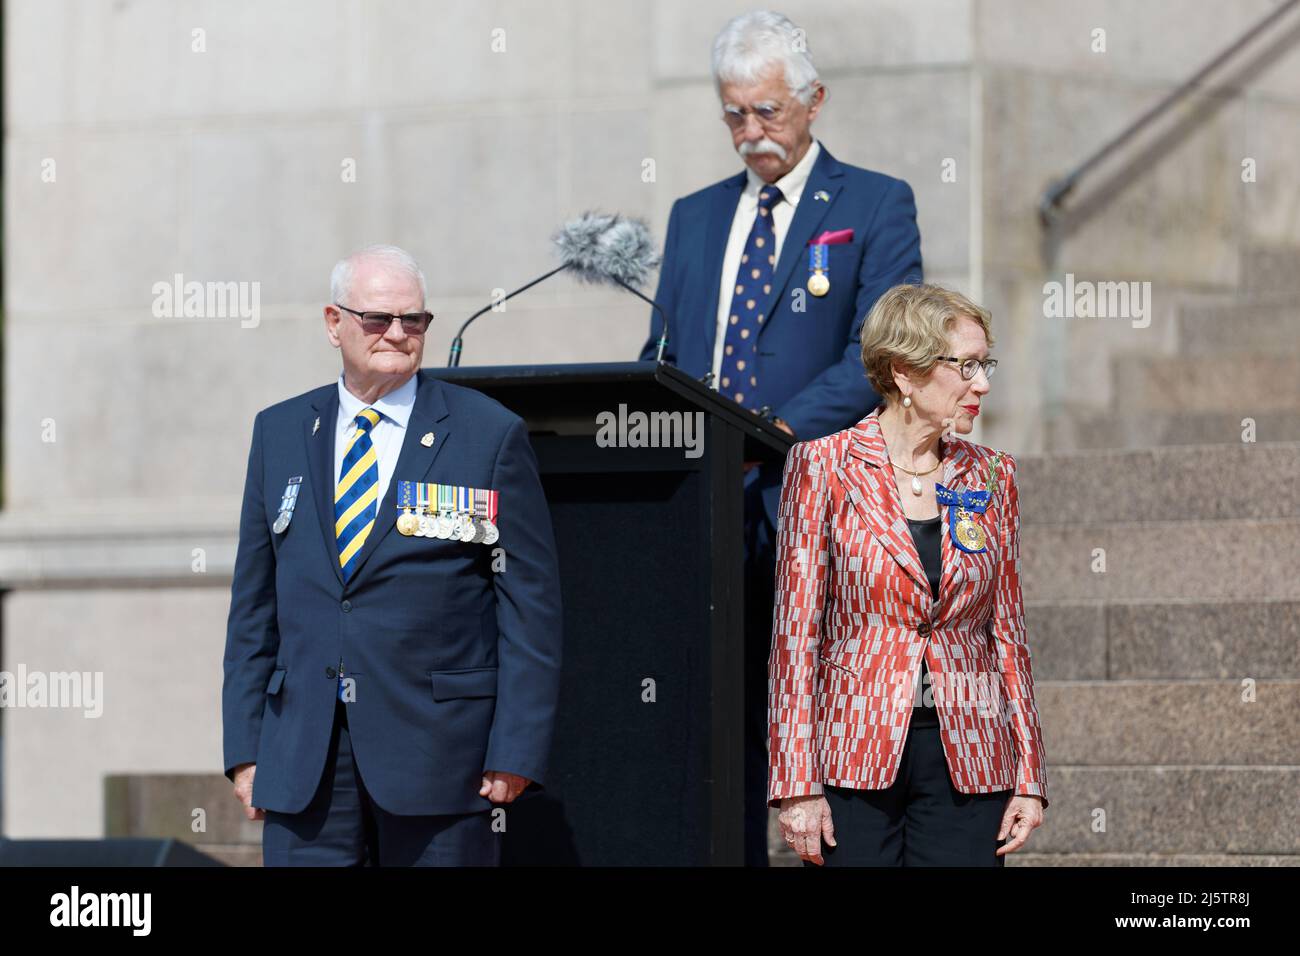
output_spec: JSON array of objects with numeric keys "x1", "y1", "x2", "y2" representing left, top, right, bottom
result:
[{"x1": 720, "y1": 184, "x2": 783, "y2": 409}]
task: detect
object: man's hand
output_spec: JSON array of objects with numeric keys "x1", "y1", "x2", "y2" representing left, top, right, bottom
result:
[
  {"x1": 995, "y1": 795, "x2": 1045, "y2": 855},
  {"x1": 744, "y1": 420, "x2": 795, "y2": 473},
  {"x1": 778, "y1": 794, "x2": 836, "y2": 865},
  {"x1": 231, "y1": 763, "x2": 264, "y2": 821},
  {"x1": 480, "y1": 770, "x2": 531, "y2": 804}
]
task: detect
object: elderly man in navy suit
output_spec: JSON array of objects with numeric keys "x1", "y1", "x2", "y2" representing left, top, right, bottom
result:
[
  {"x1": 641, "y1": 11, "x2": 923, "y2": 864},
  {"x1": 223, "y1": 244, "x2": 562, "y2": 866}
]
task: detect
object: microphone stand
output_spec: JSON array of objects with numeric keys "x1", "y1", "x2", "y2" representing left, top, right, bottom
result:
[
  {"x1": 447, "y1": 264, "x2": 571, "y2": 367},
  {"x1": 446, "y1": 267, "x2": 672, "y2": 368},
  {"x1": 611, "y1": 278, "x2": 670, "y2": 363}
]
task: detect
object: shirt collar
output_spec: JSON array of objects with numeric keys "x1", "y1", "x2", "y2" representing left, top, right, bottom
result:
[
  {"x1": 744, "y1": 137, "x2": 821, "y2": 206},
  {"x1": 336, "y1": 372, "x2": 418, "y2": 430}
]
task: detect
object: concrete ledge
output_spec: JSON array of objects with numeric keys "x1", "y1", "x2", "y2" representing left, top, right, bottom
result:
[
  {"x1": 0, "y1": 509, "x2": 236, "y2": 588},
  {"x1": 105, "y1": 774, "x2": 262, "y2": 847}
]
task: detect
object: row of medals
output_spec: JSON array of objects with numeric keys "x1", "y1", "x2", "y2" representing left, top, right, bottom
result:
[{"x1": 396, "y1": 508, "x2": 499, "y2": 544}]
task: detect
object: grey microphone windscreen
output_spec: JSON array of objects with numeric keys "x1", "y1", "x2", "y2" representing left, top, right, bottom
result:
[{"x1": 552, "y1": 211, "x2": 661, "y2": 289}]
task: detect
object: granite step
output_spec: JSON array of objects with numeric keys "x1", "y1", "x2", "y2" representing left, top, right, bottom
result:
[
  {"x1": 1026, "y1": 599, "x2": 1300, "y2": 681},
  {"x1": 1242, "y1": 245, "x2": 1300, "y2": 295},
  {"x1": 1177, "y1": 298, "x2": 1300, "y2": 356},
  {"x1": 1113, "y1": 353, "x2": 1300, "y2": 414},
  {"x1": 1017, "y1": 443, "x2": 1299, "y2": 525},
  {"x1": 1008, "y1": 852, "x2": 1300, "y2": 866},
  {"x1": 1036, "y1": 680, "x2": 1300, "y2": 765},
  {"x1": 1020, "y1": 518, "x2": 1300, "y2": 602},
  {"x1": 1043, "y1": 408, "x2": 1300, "y2": 450},
  {"x1": 1026, "y1": 766, "x2": 1300, "y2": 855}
]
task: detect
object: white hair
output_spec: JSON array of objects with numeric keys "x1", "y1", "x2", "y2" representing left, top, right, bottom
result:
[
  {"x1": 711, "y1": 10, "x2": 819, "y2": 105},
  {"x1": 330, "y1": 244, "x2": 427, "y2": 307}
]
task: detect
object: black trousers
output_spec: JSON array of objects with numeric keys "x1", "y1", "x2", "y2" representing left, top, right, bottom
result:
[
  {"x1": 807, "y1": 718, "x2": 1011, "y2": 867},
  {"x1": 262, "y1": 699, "x2": 500, "y2": 867}
]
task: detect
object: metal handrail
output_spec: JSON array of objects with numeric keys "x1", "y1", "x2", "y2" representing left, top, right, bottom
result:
[{"x1": 1039, "y1": 0, "x2": 1300, "y2": 227}]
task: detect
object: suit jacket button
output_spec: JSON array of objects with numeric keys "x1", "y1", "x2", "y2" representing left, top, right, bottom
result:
[
  {"x1": 341, "y1": 600, "x2": 352, "y2": 612},
  {"x1": 325, "y1": 666, "x2": 337, "y2": 679},
  {"x1": 917, "y1": 622, "x2": 931, "y2": 636}
]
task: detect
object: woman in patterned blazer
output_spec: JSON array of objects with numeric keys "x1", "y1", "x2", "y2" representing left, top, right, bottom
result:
[{"x1": 768, "y1": 283, "x2": 1048, "y2": 866}]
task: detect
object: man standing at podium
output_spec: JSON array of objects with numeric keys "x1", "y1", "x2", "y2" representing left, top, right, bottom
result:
[
  {"x1": 640, "y1": 11, "x2": 923, "y2": 864},
  {"x1": 223, "y1": 244, "x2": 563, "y2": 865}
]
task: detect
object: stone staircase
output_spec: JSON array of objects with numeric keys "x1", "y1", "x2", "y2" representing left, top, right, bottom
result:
[
  {"x1": 771, "y1": 245, "x2": 1300, "y2": 866},
  {"x1": 1013, "y1": 250, "x2": 1300, "y2": 865},
  {"x1": 1012, "y1": 451, "x2": 1300, "y2": 865},
  {"x1": 1046, "y1": 246, "x2": 1300, "y2": 451}
]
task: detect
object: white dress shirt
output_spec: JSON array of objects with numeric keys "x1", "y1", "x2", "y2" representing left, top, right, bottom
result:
[
  {"x1": 710, "y1": 138, "x2": 822, "y2": 383},
  {"x1": 334, "y1": 372, "x2": 418, "y2": 507}
]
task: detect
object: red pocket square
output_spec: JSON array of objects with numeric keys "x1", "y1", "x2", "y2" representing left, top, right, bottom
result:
[{"x1": 810, "y1": 228, "x2": 854, "y2": 245}]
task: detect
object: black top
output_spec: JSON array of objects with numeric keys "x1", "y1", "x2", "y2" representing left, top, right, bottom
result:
[{"x1": 906, "y1": 514, "x2": 942, "y2": 727}]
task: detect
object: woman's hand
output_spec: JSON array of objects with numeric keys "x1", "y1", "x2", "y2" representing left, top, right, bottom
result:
[
  {"x1": 779, "y1": 795, "x2": 836, "y2": 865},
  {"x1": 995, "y1": 795, "x2": 1044, "y2": 856}
]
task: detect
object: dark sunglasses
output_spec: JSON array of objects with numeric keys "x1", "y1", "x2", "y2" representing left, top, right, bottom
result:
[{"x1": 335, "y1": 303, "x2": 433, "y2": 335}]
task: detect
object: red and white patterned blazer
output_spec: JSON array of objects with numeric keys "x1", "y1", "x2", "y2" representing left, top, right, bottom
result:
[{"x1": 767, "y1": 407, "x2": 1049, "y2": 807}]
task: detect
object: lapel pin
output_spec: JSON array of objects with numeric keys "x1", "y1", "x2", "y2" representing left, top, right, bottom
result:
[
  {"x1": 421, "y1": 432, "x2": 435, "y2": 447},
  {"x1": 813, "y1": 190, "x2": 830, "y2": 202},
  {"x1": 312, "y1": 417, "x2": 320, "y2": 436}
]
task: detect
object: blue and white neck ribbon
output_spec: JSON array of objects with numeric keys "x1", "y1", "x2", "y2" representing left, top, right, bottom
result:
[
  {"x1": 934, "y1": 484, "x2": 991, "y2": 513},
  {"x1": 935, "y1": 484, "x2": 992, "y2": 554},
  {"x1": 934, "y1": 451, "x2": 1004, "y2": 554}
]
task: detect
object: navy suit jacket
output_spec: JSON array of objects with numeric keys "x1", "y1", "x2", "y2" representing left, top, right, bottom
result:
[
  {"x1": 639, "y1": 143, "x2": 922, "y2": 525},
  {"x1": 222, "y1": 369, "x2": 563, "y2": 816}
]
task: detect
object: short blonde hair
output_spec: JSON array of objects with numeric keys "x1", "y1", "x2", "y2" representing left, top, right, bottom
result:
[{"x1": 860, "y1": 283, "x2": 995, "y2": 402}]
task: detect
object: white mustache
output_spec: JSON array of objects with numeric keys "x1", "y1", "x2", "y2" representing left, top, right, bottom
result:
[{"x1": 739, "y1": 138, "x2": 787, "y2": 160}]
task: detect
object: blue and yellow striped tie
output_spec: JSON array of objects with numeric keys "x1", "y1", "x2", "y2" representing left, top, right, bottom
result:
[{"x1": 335, "y1": 407, "x2": 382, "y2": 582}]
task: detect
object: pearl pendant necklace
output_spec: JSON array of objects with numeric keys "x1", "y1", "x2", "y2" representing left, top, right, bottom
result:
[{"x1": 890, "y1": 454, "x2": 943, "y2": 495}]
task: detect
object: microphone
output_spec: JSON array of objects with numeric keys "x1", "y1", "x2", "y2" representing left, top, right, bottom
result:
[{"x1": 447, "y1": 212, "x2": 667, "y2": 367}]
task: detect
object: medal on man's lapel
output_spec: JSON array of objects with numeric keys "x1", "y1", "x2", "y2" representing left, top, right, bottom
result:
[
  {"x1": 273, "y1": 476, "x2": 303, "y2": 534},
  {"x1": 395, "y1": 480, "x2": 420, "y2": 536},
  {"x1": 807, "y1": 243, "x2": 830, "y2": 296},
  {"x1": 934, "y1": 451, "x2": 1003, "y2": 554}
]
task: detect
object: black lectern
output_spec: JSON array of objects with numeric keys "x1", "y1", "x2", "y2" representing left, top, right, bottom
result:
[{"x1": 429, "y1": 362, "x2": 792, "y2": 865}]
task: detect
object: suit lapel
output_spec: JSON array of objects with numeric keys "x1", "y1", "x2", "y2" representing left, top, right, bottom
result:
[
  {"x1": 306, "y1": 371, "x2": 453, "y2": 591},
  {"x1": 935, "y1": 434, "x2": 982, "y2": 606},
  {"x1": 306, "y1": 387, "x2": 344, "y2": 589},
  {"x1": 757, "y1": 145, "x2": 842, "y2": 337},
  {"x1": 836, "y1": 408, "x2": 983, "y2": 601},
  {"x1": 837, "y1": 414, "x2": 930, "y2": 595},
  {"x1": 343, "y1": 370, "x2": 453, "y2": 586},
  {"x1": 701, "y1": 172, "x2": 746, "y2": 369}
]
